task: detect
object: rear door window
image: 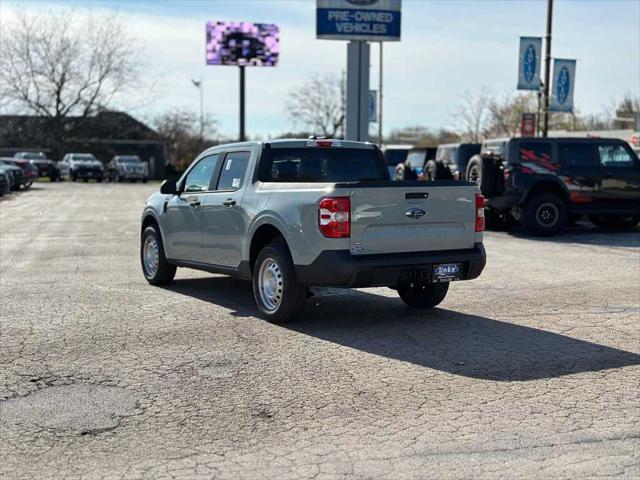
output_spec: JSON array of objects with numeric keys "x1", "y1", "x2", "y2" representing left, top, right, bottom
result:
[
  {"x1": 597, "y1": 144, "x2": 636, "y2": 168},
  {"x1": 559, "y1": 143, "x2": 596, "y2": 167},
  {"x1": 518, "y1": 142, "x2": 552, "y2": 164},
  {"x1": 217, "y1": 151, "x2": 250, "y2": 190}
]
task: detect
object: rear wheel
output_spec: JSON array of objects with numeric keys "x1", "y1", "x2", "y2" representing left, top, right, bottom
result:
[
  {"x1": 588, "y1": 214, "x2": 640, "y2": 231},
  {"x1": 398, "y1": 282, "x2": 449, "y2": 309},
  {"x1": 141, "y1": 225, "x2": 176, "y2": 285},
  {"x1": 522, "y1": 192, "x2": 567, "y2": 236},
  {"x1": 253, "y1": 238, "x2": 307, "y2": 323}
]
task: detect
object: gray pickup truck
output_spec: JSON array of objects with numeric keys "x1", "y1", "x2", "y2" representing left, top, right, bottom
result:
[{"x1": 140, "y1": 139, "x2": 486, "y2": 322}]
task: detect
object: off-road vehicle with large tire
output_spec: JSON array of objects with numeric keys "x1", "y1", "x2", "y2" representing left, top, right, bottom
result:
[
  {"x1": 466, "y1": 137, "x2": 640, "y2": 235},
  {"x1": 140, "y1": 139, "x2": 486, "y2": 323}
]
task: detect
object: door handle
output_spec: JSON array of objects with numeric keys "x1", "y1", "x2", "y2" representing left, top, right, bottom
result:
[
  {"x1": 188, "y1": 199, "x2": 201, "y2": 208},
  {"x1": 222, "y1": 199, "x2": 236, "y2": 207}
]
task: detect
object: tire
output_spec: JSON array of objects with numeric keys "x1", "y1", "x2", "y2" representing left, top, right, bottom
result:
[
  {"x1": 394, "y1": 164, "x2": 405, "y2": 181},
  {"x1": 118, "y1": 175, "x2": 124, "y2": 183},
  {"x1": 142, "y1": 178, "x2": 148, "y2": 183},
  {"x1": 398, "y1": 282, "x2": 449, "y2": 309},
  {"x1": 252, "y1": 238, "x2": 307, "y2": 323},
  {"x1": 71, "y1": 174, "x2": 76, "y2": 182},
  {"x1": 522, "y1": 192, "x2": 567, "y2": 236},
  {"x1": 97, "y1": 177, "x2": 103, "y2": 183},
  {"x1": 588, "y1": 214, "x2": 640, "y2": 231},
  {"x1": 424, "y1": 160, "x2": 438, "y2": 181},
  {"x1": 140, "y1": 225, "x2": 176, "y2": 285},
  {"x1": 465, "y1": 155, "x2": 496, "y2": 197}
]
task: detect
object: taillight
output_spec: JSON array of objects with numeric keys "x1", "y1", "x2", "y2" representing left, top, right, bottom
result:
[
  {"x1": 318, "y1": 197, "x2": 350, "y2": 238},
  {"x1": 475, "y1": 194, "x2": 485, "y2": 232}
]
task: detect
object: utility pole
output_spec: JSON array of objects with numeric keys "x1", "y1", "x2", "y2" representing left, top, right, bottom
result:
[
  {"x1": 378, "y1": 42, "x2": 383, "y2": 146},
  {"x1": 542, "y1": 0, "x2": 554, "y2": 137},
  {"x1": 239, "y1": 66, "x2": 246, "y2": 142}
]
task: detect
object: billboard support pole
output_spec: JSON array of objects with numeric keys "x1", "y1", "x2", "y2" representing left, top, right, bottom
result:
[
  {"x1": 346, "y1": 41, "x2": 370, "y2": 142},
  {"x1": 542, "y1": 0, "x2": 553, "y2": 137},
  {"x1": 239, "y1": 66, "x2": 246, "y2": 142}
]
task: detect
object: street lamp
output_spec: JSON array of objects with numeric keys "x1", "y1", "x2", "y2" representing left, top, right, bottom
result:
[{"x1": 191, "y1": 78, "x2": 204, "y2": 139}]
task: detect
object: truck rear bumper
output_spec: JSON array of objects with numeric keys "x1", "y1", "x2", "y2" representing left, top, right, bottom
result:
[{"x1": 295, "y1": 244, "x2": 486, "y2": 288}]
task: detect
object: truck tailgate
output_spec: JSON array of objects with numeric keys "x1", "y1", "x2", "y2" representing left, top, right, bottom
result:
[{"x1": 349, "y1": 182, "x2": 477, "y2": 255}]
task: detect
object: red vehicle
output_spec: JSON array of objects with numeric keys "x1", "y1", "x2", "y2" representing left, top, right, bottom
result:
[{"x1": 0, "y1": 158, "x2": 38, "y2": 189}]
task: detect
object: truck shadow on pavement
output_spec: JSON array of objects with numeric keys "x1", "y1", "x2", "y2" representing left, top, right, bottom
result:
[{"x1": 164, "y1": 277, "x2": 640, "y2": 382}]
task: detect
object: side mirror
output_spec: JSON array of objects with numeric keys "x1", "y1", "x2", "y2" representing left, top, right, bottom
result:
[{"x1": 160, "y1": 179, "x2": 177, "y2": 195}]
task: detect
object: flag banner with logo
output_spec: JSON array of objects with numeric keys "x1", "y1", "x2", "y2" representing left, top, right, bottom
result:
[
  {"x1": 549, "y1": 59, "x2": 576, "y2": 112},
  {"x1": 517, "y1": 37, "x2": 542, "y2": 90}
]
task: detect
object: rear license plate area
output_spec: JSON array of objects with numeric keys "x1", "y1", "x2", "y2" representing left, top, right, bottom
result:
[{"x1": 432, "y1": 263, "x2": 463, "y2": 283}]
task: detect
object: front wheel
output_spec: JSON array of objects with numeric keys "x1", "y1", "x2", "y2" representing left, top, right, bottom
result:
[
  {"x1": 398, "y1": 282, "x2": 449, "y2": 309},
  {"x1": 253, "y1": 238, "x2": 307, "y2": 323},
  {"x1": 141, "y1": 225, "x2": 176, "y2": 285},
  {"x1": 589, "y1": 214, "x2": 640, "y2": 231},
  {"x1": 522, "y1": 192, "x2": 567, "y2": 236}
]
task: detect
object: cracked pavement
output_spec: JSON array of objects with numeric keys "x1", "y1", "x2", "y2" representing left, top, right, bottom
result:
[{"x1": 1, "y1": 182, "x2": 639, "y2": 479}]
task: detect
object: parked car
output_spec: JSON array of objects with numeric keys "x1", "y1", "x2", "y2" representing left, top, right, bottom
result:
[
  {"x1": 13, "y1": 151, "x2": 59, "y2": 181},
  {"x1": 60, "y1": 153, "x2": 104, "y2": 182},
  {"x1": 0, "y1": 159, "x2": 26, "y2": 190},
  {"x1": 1, "y1": 159, "x2": 37, "y2": 188},
  {"x1": 0, "y1": 167, "x2": 11, "y2": 196},
  {"x1": 107, "y1": 155, "x2": 148, "y2": 182},
  {"x1": 470, "y1": 137, "x2": 640, "y2": 235},
  {"x1": 434, "y1": 143, "x2": 481, "y2": 181},
  {"x1": 382, "y1": 144, "x2": 413, "y2": 179},
  {"x1": 395, "y1": 147, "x2": 437, "y2": 181},
  {"x1": 140, "y1": 139, "x2": 486, "y2": 323}
]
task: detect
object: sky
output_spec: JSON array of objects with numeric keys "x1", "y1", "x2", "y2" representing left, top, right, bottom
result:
[{"x1": 1, "y1": 0, "x2": 639, "y2": 139}]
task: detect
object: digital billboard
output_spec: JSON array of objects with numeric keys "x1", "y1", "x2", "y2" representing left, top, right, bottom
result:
[{"x1": 206, "y1": 22, "x2": 280, "y2": 66}]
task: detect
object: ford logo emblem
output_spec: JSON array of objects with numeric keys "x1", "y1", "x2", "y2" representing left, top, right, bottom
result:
[
  {"x1": 523, "y1": 44, "x2": 537, "y2": 83},
  {"x1": 406, "y1": 207, "x2": 426, "y2": 219},
  {"x1": 435, "y1": 264, "x2": 459, "y2": 276},
  {"x1": 556, "y1": 66, "x2": 570, "y2": 105}
]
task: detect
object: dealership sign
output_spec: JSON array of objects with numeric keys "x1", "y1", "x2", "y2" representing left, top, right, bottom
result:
[
  {"x1": 317, "y1": 0, "x2": 401, "y2": 42},
  {"x1": 549, "y1": 59, "x2": 576, "y2": 112},
  {"x1": 517, "y1": 37, "x2": 542, "y2": 90}
]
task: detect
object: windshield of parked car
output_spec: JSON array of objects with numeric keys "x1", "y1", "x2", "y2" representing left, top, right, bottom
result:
[
  {"x1": 118, "y1": 157, "x2": 142, "y2": 164},
  {"x1": 72, "y1": 154, "x2": 97, "y2": 161},
  {"x1": 406, "y1": 151, "x2": 426, "y2": 169},
  {"x1": 259, "y1": 147, "x2": 386, "y2": 183},
  {"x1": 20, "y1": 153, "x2": 45, "y2": 160}
]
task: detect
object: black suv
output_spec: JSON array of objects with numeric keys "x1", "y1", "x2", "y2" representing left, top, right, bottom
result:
[
  {"x1": 469, "y1": 137, "x2": 640, "y2": 235},
  {"x1": 395, "y1": 147, "x2": 437, "y2": 181},
  {"x1": 435, "y1": 143, "x2": 481, "y2": 181}
]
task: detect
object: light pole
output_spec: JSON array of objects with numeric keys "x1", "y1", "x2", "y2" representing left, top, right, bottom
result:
[
  {"x1": 542, "y1": 0, "x2": 554, "y2": 137},
  {"x1": 191, "y1": 78, "x2": 204, "y2": 139}
]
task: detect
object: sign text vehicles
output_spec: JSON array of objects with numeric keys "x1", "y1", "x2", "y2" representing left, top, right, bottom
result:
[
  {"x1": 317, "y1": 0, "x2": 401, "y2": 42},
  {"x1": 517, "y1": 37, "x2": 542, "y2": 91}
]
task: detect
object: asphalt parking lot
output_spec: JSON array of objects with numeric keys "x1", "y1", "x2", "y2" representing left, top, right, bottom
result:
[{"x1": 1, "y1": 182, "x2": 639, "y2": 479}]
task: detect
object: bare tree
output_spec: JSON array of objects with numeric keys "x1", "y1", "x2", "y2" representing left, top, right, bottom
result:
[
  {"x1": 452, "y1": 87, "x2": 492, "y2": 142},
  {"x1": 285, "y1": 73, "x2": 345, "y2": 138},
  {"x1": 154, "y1": 108, "x2": 218, "y2": 171},
  {"x1": 485, "y1": 91, "x2": 537, "y2": 138},
  {"x1": 0, "y1": 10, "x2": 141, "y2": 158}
]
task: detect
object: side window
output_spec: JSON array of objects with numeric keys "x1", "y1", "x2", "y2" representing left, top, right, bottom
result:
[
  {"x1": 519, "y1": 142, "x2": 552, "y2": 164},
  {"x1": 217, "y1": 151, "x2": 250, "y2": 191},
  {"x1": 597, "y1": 144, "x2": 635, "y2": 168},
  {"x1": 184, "y1": 154, "x2": 219, "y2": 192},
  {"x1": 559, "y1": 143, "x2": 595, "y2": 167}
]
